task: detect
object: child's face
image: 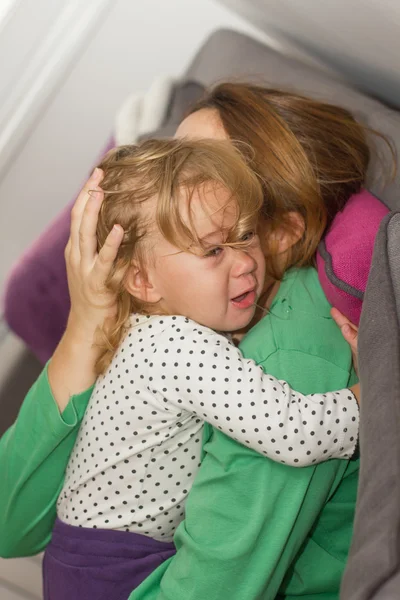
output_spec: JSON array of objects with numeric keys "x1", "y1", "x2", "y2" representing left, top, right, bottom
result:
[{"x1": 145, "y1": 184, "x2": 266, "y2": 332}]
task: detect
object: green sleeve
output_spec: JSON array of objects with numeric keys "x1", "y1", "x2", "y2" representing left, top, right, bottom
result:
[
  {"x1": 130, "y1": 351, "x2": 354, "y2": 600},
  {"x1": 0, "y1": 364, "x2": 93, "y2": 558}
]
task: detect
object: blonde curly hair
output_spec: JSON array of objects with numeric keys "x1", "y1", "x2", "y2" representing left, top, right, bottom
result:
[{"x1": 94, "y1": 138, "x2": 263, "y2": 374}]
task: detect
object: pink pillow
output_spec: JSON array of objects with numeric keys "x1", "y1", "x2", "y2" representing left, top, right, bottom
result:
[{"x1": 317, "y1": 189, "x2": 389, "y2": 326}]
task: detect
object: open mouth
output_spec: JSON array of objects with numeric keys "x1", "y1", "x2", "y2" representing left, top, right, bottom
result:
[{"x1": 231, "y1": 289, "x2": 256, "y2": 309}]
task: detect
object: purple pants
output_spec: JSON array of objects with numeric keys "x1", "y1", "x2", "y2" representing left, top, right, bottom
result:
[{"x1": 43, "y1": 519, "x2": 176, "y2": 600}]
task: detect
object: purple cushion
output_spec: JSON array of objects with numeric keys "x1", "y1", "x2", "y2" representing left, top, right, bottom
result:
[
  {"x1": 317, "y1": 189, "x2": 389, "y2": 326},
  {"x1": 3, "y1": 203, "x2": 72, "y2": 363},
  {"x1": 3, "y1": 138, "x2": 115, "y2": 363}
]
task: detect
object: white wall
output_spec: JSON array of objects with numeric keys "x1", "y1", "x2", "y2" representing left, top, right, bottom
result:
[{"x1": 0, "y1": 0, "x2": 272, "y2": 291}]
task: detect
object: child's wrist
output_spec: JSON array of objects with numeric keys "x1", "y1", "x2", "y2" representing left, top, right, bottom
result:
[{"x1": 349, "y1": 383, "x2": 360, "y2": 405}]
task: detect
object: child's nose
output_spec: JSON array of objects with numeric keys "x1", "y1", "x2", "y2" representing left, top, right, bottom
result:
[{"x1": 232, "y1": 248, "x2": 257, "y2": 277}]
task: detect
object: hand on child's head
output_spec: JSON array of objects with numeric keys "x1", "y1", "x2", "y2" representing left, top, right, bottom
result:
[{"x1": 66, "y1": 168, "x2": 124, "y2": 336}]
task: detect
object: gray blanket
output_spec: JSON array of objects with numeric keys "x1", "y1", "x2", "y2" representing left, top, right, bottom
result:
[{"x1": 341, "y1": 212, "x2": 400, "y2": 599}]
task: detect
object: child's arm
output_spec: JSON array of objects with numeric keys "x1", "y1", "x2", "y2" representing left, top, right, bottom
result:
[
  {"x1": 150, "y1": 319, "x2": 359, "y2": 467},
  {"x1": 331, "y1": 308, "x2": 359, "y2": 375}
]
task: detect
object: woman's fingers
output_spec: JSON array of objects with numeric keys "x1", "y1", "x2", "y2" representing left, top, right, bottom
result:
[
  {"x1": 70, "y1": 168, "x2": 104, "y2": 256},
  {"x1": 79, "y1": 189, "x2": 104, "y2": 267},
  {"x1": 92, "y1": 224, "x2": 124, "y2": 282}
]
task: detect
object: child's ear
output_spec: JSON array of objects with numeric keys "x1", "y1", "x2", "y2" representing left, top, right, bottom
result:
[{"x1": 125, "y1": 264, "x2": 162, "y2": 304}]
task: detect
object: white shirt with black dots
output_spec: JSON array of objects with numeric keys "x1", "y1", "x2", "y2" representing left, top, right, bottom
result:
[{"x1": 57, "y1": 314, "x2": 359, "y2": 541}]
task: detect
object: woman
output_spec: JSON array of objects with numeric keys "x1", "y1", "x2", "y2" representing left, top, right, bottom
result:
[
  {"x1": 130, "y1": 84, "x2": 366, "y2": 600},
  {"x1": 0, "y1": 83, "x2": 371, "y2": 598}
]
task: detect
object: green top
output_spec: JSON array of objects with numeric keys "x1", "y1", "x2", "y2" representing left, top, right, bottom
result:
[
  {"x1": 0, "y1": 267, "x2": 358, "y2": 600},
  {"x1": 0, "y1": 366, "x2": 93, "y2": 557},
  {"x1": 130, "y1": 267, "x2": 359, "y2": 600}
]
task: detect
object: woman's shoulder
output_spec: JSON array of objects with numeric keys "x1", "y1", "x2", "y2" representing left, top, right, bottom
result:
[
  {"x1": 280, "y1": 267, "x2": 331, "y2": 317},
  {"x1": 240, "y1": 267, "x2": 352, "y2": 372},
  {"x1": 242, "y1": 266, "x2": 329, "y2": 340}
]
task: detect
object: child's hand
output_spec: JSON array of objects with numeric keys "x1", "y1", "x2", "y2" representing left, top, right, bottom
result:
[
  {"x1": 331, "y1": 308, "x2": 359, "y2": 376},
  {"x1": 65, "y1": 168, "x2": 124, "y2": 338}
]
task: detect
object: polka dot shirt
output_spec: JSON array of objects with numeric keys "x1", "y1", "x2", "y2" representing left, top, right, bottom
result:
[{"x1": 57, "y1": 314, "x2": 359, "y2": 541}]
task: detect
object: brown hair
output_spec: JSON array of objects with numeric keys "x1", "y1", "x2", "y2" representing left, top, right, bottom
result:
[
  {"x1": 188, "y1": 82, "x2": 395, "y2": 279},
  {"x1": 95, "y1": 137, "x2": 263, "y2": 373}
]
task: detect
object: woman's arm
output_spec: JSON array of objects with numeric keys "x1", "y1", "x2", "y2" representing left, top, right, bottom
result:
[
  {"x1": 0, "y1": 169, "x2": 123, "y2": 557},
  {"x1": 0, "y1": 368, "x2": 93, "y2": 557},
  {"x1": 48, "y1": 168, "x2": 124, "y2": 410}
]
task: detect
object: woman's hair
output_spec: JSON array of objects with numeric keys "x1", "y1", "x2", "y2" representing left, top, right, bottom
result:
[
  {"x1": 188, "y1": 82, "x2": 396, "y2": 278},
  {"x1": 95, "y1": 137, "x2": 263, "y2": 374}
]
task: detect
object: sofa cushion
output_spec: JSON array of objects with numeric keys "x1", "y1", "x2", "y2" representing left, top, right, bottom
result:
[{"x1": 316, "y1": 190, "x2": 389, "y2": 325}]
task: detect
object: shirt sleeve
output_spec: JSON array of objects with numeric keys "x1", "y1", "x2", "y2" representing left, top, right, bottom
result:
[
  {"x1": 148, "y1": 319, "x2": 359, "y2": 467},
  {"x1": 0, "y1": 364, "x2": 93, "y2": 558}
]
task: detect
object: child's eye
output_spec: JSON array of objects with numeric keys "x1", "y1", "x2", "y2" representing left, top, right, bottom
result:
[
  {"x1": 241, "y1": 231, "x2": 256, "y2": 242},
  {"x1": 204, "y1": 246, "x2": 223, "y2": 258}
]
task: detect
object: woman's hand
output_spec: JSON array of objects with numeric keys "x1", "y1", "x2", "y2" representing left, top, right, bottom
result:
[
  {"x1": 66, "y1": 167, "x2": 124, "y2": 336},
  {"x1": 331, "y1": 308, "x2": 359, "y2": 376},
  {"x1": 48, "y1": 168, "x2": 124, "y2": 411}
]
